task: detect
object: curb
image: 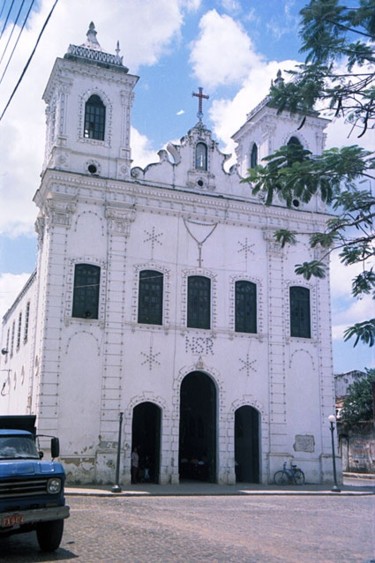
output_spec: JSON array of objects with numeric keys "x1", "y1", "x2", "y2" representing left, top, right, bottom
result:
[{"x1": 65, "y1": 488, "x2": 375, "y2": 498}]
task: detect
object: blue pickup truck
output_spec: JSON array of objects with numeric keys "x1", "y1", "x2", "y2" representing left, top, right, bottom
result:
[{"x1": 0, "y1": 415, "x2": 69, "y2": 552}]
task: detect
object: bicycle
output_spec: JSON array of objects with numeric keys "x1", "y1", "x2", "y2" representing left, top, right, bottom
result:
[{"x1": 274, "y1": 462, "x2": 305, "y2": 485}]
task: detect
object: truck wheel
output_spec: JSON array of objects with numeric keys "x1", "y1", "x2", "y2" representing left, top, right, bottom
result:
[{"x1": 36, "y1": 519, "x2": 64, "y2": 552}]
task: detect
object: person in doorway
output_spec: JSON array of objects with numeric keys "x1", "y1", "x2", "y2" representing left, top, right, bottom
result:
[{"x1": 131, "y1": 447, "x2": 139, "y2": 484}]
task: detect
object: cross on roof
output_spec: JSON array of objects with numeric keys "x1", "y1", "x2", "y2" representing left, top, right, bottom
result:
[{"x1": 192, "y1": 87, "x2": 209, "y2": 122}]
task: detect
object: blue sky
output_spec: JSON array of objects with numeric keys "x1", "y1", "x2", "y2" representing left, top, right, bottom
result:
[{"x1": 0, "y1": 0, "x2": 373, "y2": 373}]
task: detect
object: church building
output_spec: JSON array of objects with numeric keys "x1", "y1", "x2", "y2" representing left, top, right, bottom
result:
[{"x1": 0, "y1": 24, "x2": 337, "y2": 485}]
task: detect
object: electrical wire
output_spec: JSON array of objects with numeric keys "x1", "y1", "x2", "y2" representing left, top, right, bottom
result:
[
  {"x1": 0, "y1": 0, "x2": 27, "y2": 66},
  {"x1": 0, "y1": 0, "x2": 15, "y2": 41},
  {"x1": 0, "y1": 0, "x2": 59, "y2": 123},
  {"x1": 0, "y1": 0, "x2": 35, "y2": 86},
  {"x1": 0, "y1": 0, "x2": 7, "y2": 22}
]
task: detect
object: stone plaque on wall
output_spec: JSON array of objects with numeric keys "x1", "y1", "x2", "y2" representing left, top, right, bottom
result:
[{"x1": 294, "y1": 434, "x2": 315, "y2": 452}]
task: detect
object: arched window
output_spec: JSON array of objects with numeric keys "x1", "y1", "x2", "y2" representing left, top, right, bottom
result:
[
  {"x1": 287, "y1": 136, "x2": 304, "y2": 165},
  {"x1": 187, "y1": 276, "x2": 211, "y2": 329},
  {"x1": 138, "y1": 270, "x2": 163, "y2": 325},
  {"x1": 288, "y1": 136, "x2": 303, "y2": 148},
  {"x1": 195, "y1": 142, "x2": 207, "y2": 170},
  {"x1": 235, "y1": 281, "x2": 257, "y2": 333},
  {"x1": 290, "y1": 286, "x2": 311, "y2": 338},
  {"x1": 72, "y1": 264, "x2": 100, "y2": 319},
  {"x1": 84, "y1": 94, "x2": 106, "y2": 140},
  {"x1": 250, "y1": 143, "x2": 258, "y2": 168}
]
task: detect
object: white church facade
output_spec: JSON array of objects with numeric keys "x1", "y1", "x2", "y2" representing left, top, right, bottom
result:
[{"x1": 0, "y1": 24, "x2": 338, "y2": 486}]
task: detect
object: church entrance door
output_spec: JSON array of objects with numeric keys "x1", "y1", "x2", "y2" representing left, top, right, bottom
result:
[
  {"x1": 235, "y1": 405, "x2": 260, "y2": 483},
  {"x1": 179, "y1": 371, "x2": 216, "y2": 482},
  {"x1": 132, "y1": 402, "x2": 161, "y2": 483}
]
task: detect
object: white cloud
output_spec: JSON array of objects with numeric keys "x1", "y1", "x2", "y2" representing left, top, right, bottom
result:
[
  {"x1": 131, "y1": 127, "x2": 159, "y2": 168},
  {"x1": 0, "y1": 0, "x2": 186, "y2": 237},
  {"x1": 330, "y1": 250, "x2": 374, "y2": 343},
  {"x1": 189, "y1": 10, "x2": 262, "y2": 90},
  {"x1": 209, "y1": 60, "x2": 298, "y2": 158},
  {"x1": 220, "y1": 0, "x2": 242, "y2": 14}
]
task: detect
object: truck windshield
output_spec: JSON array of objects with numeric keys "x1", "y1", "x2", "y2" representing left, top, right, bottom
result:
[{"x1": 0, "y1": 436, "x2": 39, "y2": 459}]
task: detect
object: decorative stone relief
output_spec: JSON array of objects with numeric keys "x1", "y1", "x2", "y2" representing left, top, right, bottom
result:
[
  {"x1": 140, "y1": 344, "x2": 161, "y2": 371},
  {"x1": 35, "y1": 216, "x2": 46, "y2": 244},
  {"x1": 237, "y1": 237, "x2": 255, "y2": 260},
  {"x1": 143, "y1": 226, "x2": 163, "y2": 254},
  {"x1": 105, "y1": 207, "x2": 136, "y2": 236},
  {"x1": 294, "y1": 434, "x2": 315, "y2": 452},
  {"x1": 185, "y1": 334, "x2": 214, "y2": 356},
  {"x1": 186, "y1": 169, "x2": 216, "y2": 191},
  {"x1": 239, "y1": 353, "x2": 257, "y2": 377},
  {"x1": 263, "y1": 229, "x2": 283, "y2": 255},
  {"x1": 46, "y1": 200, "x2": 76, "y2": 227},
  {"x1": 183, "y1": 219, "x2": 219, "y2": 268}
]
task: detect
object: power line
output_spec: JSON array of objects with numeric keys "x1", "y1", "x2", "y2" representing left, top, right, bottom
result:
[
  {"x1": 0, "y1": 0, "x2": 35, "y2": 87},
  {"x1": 0, "y1": 0, "x2": 59, "y2": 123},
  {"x1": 0, "y1": 0, "x2": 26, "y2": 66},
  {"x1": 0, "y1": 0, "x2": 27, "y2": 64},
  {"x1": 0, "y1": 0, "x2": 15, "y2": 41},
  {"x1": 0, "y1": 1, "x2": 8, "y2": 22}
]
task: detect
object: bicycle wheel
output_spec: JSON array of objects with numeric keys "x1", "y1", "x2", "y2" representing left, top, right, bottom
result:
[
  {"x1": 274, "y1": 470, "x2": 289, "y2": 485},
  {"x1": 293, "y1": 469, "x2": 305, "y2": 485}
]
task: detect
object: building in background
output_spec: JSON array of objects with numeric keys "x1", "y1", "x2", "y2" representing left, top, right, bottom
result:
[
  {"x1": 335, "y1": 371, "x2": 375, "y2": 473},
  {"x1": 0, "y1": 24, "x2": 337, "y2": 485}
]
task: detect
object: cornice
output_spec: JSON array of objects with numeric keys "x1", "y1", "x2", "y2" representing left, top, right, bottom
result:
[{"x1": 36, "y1": 169, "x2": 330, "y2": 231}]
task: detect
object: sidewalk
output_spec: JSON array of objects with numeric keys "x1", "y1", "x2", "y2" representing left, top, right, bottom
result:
[{"x1": 65, "y1": 474, "x2": 375, "y2": 498}]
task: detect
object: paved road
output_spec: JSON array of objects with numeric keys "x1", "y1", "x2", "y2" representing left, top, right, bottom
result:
[{"x1": 1, "y1": 495, "x2": 374, "y2": 562}]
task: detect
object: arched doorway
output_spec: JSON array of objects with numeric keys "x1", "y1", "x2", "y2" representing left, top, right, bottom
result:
[
  {"x1": 179, "y1": 371, "x2": 216, "y2": 482},
  {"x1": 235, "y1": 405, "x2": 260, "y2": 483},
  {"x1": 132, "y1": 402, "x2": 161, "y2": 483}
]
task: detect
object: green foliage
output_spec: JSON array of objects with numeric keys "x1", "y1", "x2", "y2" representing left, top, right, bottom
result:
[
  {"x1": 273, "y1": 229, "x2": 297, "y2": 247},
  {"x1": 344, "y1": 320, "x2": 375, "y2": 347},
  {"x1": 275, "y1": 0, "x2": 375, "y2": 137},
  {"x1": 340, "y1": 368, "x2": 375, "y2": 425},
  {"x1": 295, "y1": 261, "x2": 327, "y2": 280},
  {"x1": 243, "y1": 0, "x2": 375, "y2": 348}
]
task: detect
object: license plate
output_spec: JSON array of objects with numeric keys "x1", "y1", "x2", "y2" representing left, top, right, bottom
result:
[{"x1": 1, "y1": 513, "x2": 24, "y2": 527}]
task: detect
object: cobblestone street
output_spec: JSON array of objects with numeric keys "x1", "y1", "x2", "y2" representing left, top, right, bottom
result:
[{"x1": 1, "y1": 494, "x2": 374, "y2": 562}]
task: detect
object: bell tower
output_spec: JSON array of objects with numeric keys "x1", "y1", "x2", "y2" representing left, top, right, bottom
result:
[{"x1": 42, "y1": 22, "x2": 138, "y2": 180}]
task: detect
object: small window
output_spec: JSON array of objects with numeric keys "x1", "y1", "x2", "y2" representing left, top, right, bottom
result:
[
  {"x1": 250, "y1": 143, "x2": 258, "y2": 168},
  {"x1": 138, "y1": 270, "x2": 163, "y2": 325},
  {"x1": 290, "y1": 286, "x2": 311, "y2": 338},
  {"x1": 16, "y1": 312, "x2": 22, "y2": 350},
  {"x1": 24, "y1": 302, "x2": 30, "y2": 344},
  {"x1": 195, "y1": 142, "x2": 207, "y2": 170},
  {"x1": 235, "y1": 281, "x2": 257, "y2": 333},
  {"x1": 72, "y1": 264, "x2": 100, "y2": 319},
  {"x1": 187, "y1": 276, "x2": 210, "y2": 329},
  {"x1": 84, "y1": 95, "x2": 105, "y2": 140},
  {"x1": 10, "y1": 321, "x2": 15, "y2": 357},
  {"x1": 287, "y1": 136, "x2": 304, "y2": 165}
]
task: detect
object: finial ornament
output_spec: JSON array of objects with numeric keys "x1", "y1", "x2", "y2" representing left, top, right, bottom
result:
[
  {"x1": 274, "y1": 69, "x2": 284, "y2": 85},
  {"x1": 192, "y1": 87, "x2": 209, "y2": 123},
  {"x1": 85, "y1": 22, "x2": 101, "y2": 50}
]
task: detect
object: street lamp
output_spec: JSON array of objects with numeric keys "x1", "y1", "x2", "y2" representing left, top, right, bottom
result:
[{"x1": 328, "y1": 414, "x2": 341, "y2": 493}]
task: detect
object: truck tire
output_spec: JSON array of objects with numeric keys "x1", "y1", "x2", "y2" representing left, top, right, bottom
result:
[{"x1": 36, "y1": 519, "x2": 64, "y2": 552}]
